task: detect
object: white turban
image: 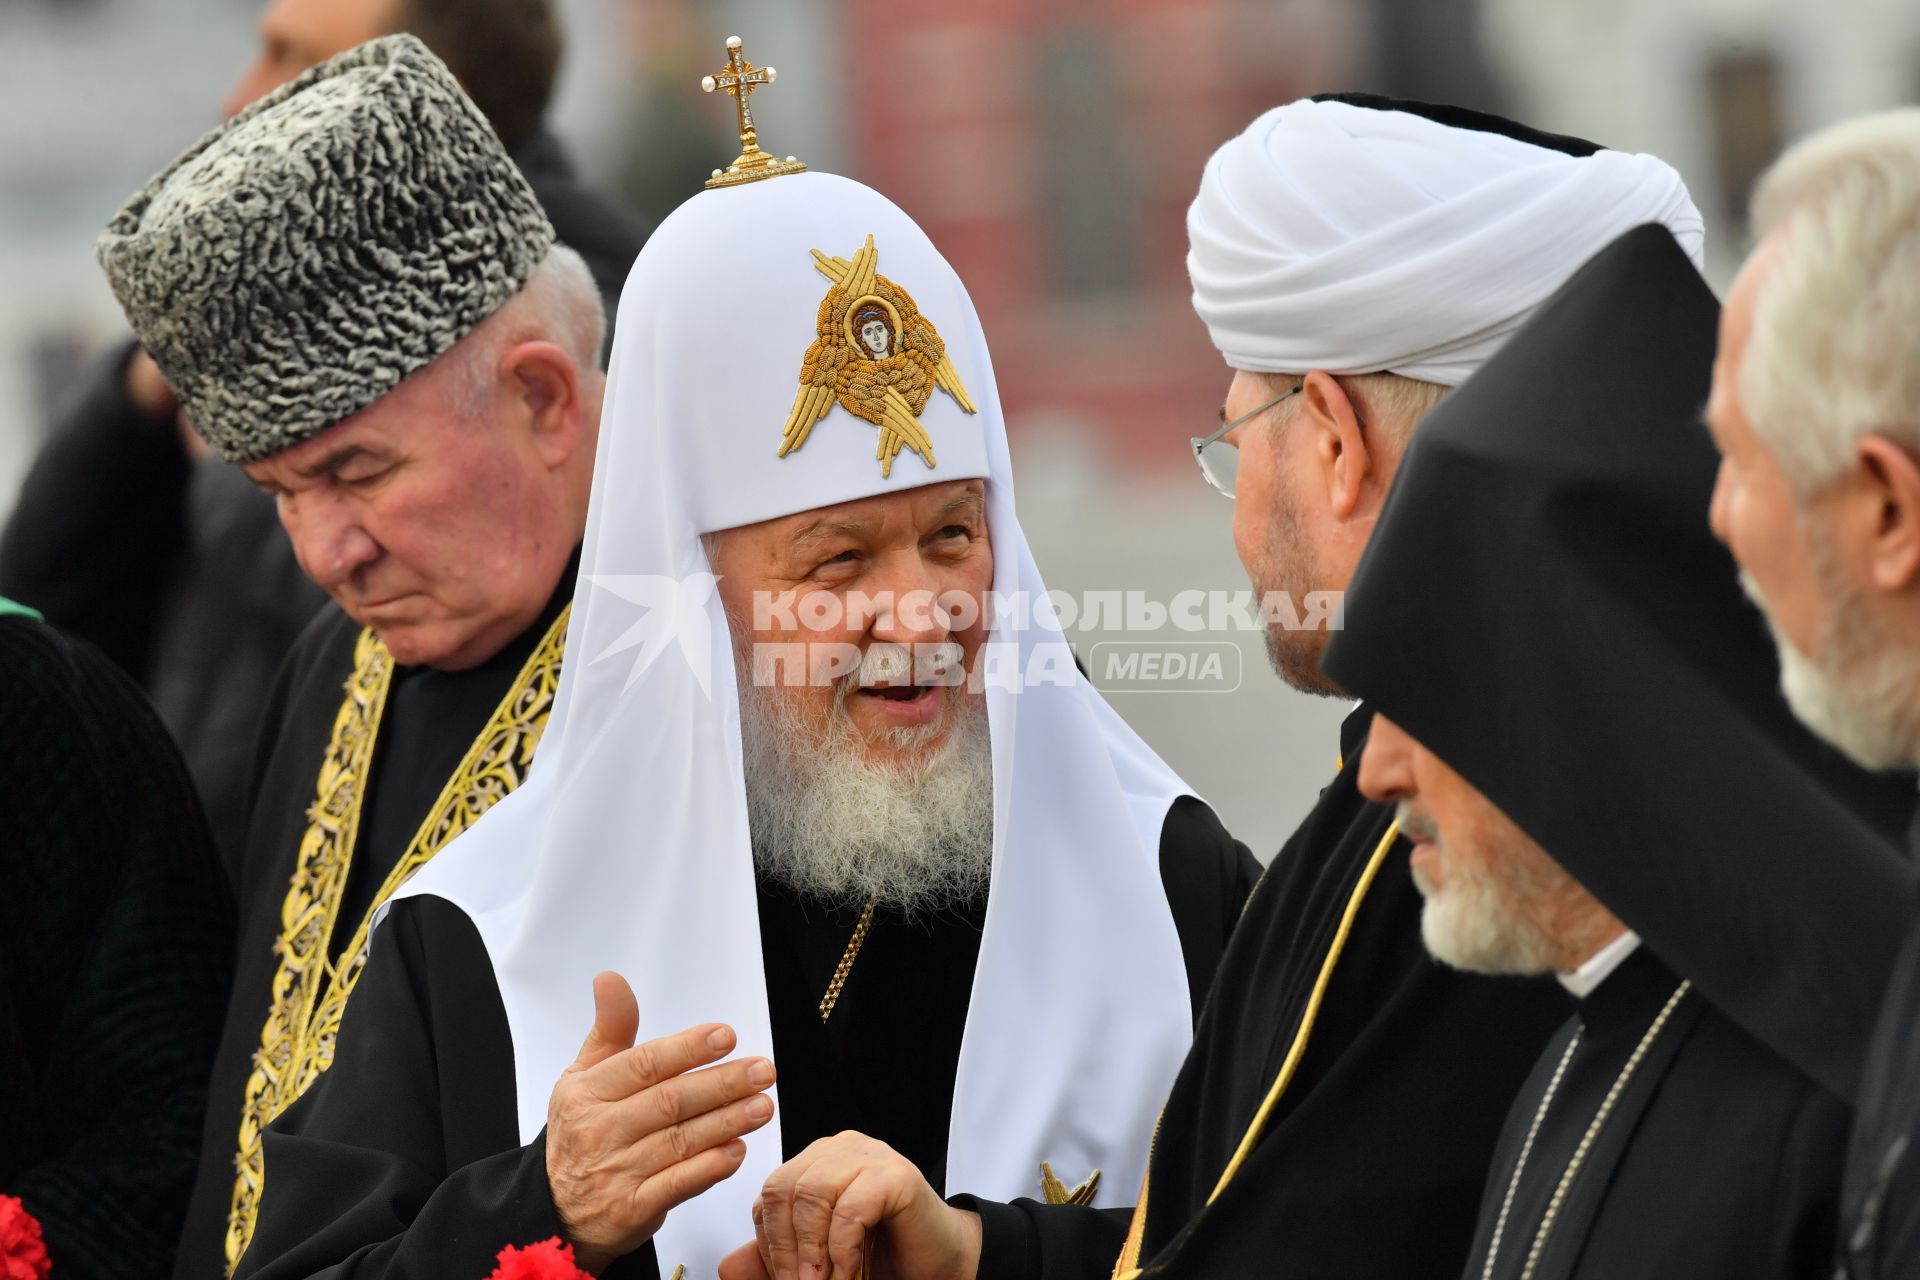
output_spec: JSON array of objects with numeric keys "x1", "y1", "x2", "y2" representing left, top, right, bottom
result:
[{"x1": 1187, "y1": 96, "x2": 1705, "y2": 386}]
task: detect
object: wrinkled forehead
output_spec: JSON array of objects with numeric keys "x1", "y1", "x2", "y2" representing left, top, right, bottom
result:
[
  {"x1": 712, "y1": 478, "x2": 989, "y2": 559},
  {"x1": 611, "y1": 172, "x2": 995, "y2": 535}
]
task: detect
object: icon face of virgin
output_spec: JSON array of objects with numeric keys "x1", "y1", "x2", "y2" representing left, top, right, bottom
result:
[{"x1": 859, "y1": 315, "x2": 892, "y2": 359}]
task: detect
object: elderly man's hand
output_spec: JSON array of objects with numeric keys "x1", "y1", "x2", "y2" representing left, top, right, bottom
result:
[
  {"x1": 547, "y1": 972, "x2": 777, "y2": 1273},
  {"x1": 718, "y1": 1132, "x2": 981, "y2": 1280}
]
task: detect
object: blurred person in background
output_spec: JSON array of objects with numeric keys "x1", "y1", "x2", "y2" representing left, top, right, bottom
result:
[
  {"x1": 219, "y1": 0, "x2": 642, "y2": 315},
  {"x1": 1325, "y1": 224, "x2": 1918, "y2": 1280},
  {"x1": 732, "y1": 96, "x2": 1711, "y2": 1280},
  {"x1": 1705, "y1": 108, "x2": 1920, "y2": 1280},
  {"x1": 0, "y1": 0, "x2": 644, "y2": 882},
  {"x1": 0, "y1": 597, "x2": 232, "y2": 1280},
  {"x1": 89, "y1": 37, "x2": 608, "y2": 1278}
]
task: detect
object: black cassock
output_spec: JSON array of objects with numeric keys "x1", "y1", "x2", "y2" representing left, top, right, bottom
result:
[
  {"x1": 961, "y1": 704, "x2": 1571, "y2": 1280},
  {"x1": 1466, "y1": 947, "x2": 1846, "y2": 1280},
  {"x1": 1316, "y1": 228, "x2": 1920, "y2": 1280},
  {"x1": 176, "y1": 575, "x2": 578, "y2": 1280},
  {"x1": 233, "y1": 799, "x2": 1260, "y2": 1279}
]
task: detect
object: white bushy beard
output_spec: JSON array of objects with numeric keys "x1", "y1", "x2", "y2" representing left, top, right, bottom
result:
[
  {"x1": 739, "y1": 641, "x2": 995, "y2": 917},
  {"x1": 1740, "y1": 556, "x2": 1920, "y2": 772},
  {"x1": 1398, "y1": 803, "x2": 1584, "y2": 976}
]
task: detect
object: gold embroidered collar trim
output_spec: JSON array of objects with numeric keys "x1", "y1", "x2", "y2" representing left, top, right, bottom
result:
[{"x1": 223, "y1": 605, "x2": 570, "y2": 1272}]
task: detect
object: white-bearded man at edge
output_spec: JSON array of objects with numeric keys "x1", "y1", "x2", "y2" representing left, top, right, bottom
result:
[{"x1": 1705, "y1": 108, "x2": 1920, "y2": 1279}]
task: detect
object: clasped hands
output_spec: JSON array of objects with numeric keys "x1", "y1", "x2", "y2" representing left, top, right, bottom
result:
[{"x1": 545, "y1": 972, "x2": 981, "y2": 1279}]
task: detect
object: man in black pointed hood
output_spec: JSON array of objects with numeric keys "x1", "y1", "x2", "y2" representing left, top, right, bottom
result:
[{"x1": 1320, "y1": 223, "x2": 1917, "y2": 1277}]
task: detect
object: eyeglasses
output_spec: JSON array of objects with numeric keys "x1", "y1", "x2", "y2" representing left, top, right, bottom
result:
[{"x1": 1190, "y1": 384, "x2": 1300, "y2": 499}]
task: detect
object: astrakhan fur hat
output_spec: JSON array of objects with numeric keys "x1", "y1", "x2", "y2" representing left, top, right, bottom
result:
[{"x1": 97, "y1": 34, "x2": 556, "y2": 463}]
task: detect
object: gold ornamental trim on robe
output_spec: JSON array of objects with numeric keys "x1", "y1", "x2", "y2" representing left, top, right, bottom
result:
[{"x1": 223, "y1": 607, "x2": 571, "y2": 1273}]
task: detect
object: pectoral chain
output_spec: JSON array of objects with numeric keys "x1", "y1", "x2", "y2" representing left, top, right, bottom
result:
[
  {"x1": 811, "y1": 891, "x2": 1099, "y2": 1240},
  {"x1": 1481, "y1": 980, "x2": 1692, "y2": 1280},
  {"x1": 818, "y1": 894, "x2": 878, "y2": 1022}
]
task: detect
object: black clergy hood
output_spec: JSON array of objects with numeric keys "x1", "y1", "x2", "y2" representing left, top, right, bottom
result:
[{"x1": 1321, "y1": 223, "x2": 1920, "y2": 1104}]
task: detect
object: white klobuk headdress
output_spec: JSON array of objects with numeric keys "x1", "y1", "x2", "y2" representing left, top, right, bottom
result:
[{"x1": 386, "y1": 163, "x2": 1198, "y2": 1274}]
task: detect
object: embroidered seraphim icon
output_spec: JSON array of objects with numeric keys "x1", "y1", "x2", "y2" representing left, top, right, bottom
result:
[{"x1": 780, "y1": 234, "x2": 977, "y2": 477}]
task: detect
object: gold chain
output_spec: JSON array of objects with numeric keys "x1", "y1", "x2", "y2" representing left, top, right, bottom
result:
[{"x1": 818, "y1": 895, "x2": 878, "y2": 1022}]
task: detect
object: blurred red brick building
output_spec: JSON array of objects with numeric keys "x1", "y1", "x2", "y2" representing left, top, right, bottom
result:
[{"x1": 836, "y1": 0, "x2": 1350, "y2": 468}]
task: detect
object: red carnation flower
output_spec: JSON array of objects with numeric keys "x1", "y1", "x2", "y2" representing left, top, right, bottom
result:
[
  {"x1": 488, "y1": 1236, "x2": 593, "y2": 1280},
  {"x1": 0, "y1": 1196, "x2": 51, "y2": 1280}
]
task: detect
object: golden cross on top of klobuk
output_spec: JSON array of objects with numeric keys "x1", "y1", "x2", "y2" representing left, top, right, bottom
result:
[{"x1": 700, "y1": 35, "x2": 808, "y2": 189}]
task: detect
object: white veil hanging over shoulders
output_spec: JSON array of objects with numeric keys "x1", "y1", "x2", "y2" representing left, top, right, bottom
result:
[{"x1": 385, "y1": 171, "x2": 1198, "y2": 1277}]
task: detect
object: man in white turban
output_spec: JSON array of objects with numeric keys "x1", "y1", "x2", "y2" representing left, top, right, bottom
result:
[
  {"x1": 229, "y1": 37, "x2": 1261, "y2": 1280},
  {"x1": 736, "y1": 94, "x2": 1704, "y2": 1280}
]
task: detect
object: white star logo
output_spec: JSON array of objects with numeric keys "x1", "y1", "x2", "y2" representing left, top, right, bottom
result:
[{"x1": 583, "y1": 572, "x2": 721, "y2": 697}]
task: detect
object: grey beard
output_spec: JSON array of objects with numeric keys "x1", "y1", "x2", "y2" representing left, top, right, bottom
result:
[
  {"x1": 1739, "y1": 566, "x2": 1920, "y2": 772},
  {"x1": 1255, "y1": 492, "x2": 1345, "y2": 698},
  {"x1": 1397, "y1": 802, "x2": 1606, "y2": 977},
  {"x1": 1411, "y1": 853, "x2": 1567, "y2": 976},
  {"x1": 739, "y1": 676, "x2": 995, "y2": 918}
]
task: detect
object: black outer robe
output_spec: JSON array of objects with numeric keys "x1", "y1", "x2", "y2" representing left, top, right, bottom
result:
[
  {"x1": 1839, "y1": 907, "x2": 1920, "y2": 1279},
  {"x1": 232, "y1": 805, "x2": 1261, "y2": 1279},
  {"x1": 1318, "y1": 226, "x2": 1920, "y2": 1278},
  {"x1": 174, "y1": 576, "x2": 577, "y2": 1280},
  {"x1": 1, "y1": 615, "x2": 233, "y2": 1280},
  {"x1": 1321, "y1": 224, "x2": 1919, "y2": 1103},
  {"x1": 960, "y1": 705, "x2": 1571, "y2": 1280},
  {"x1": 1466, "y1": 947, "x2": 1847, "y2": 1280}
]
